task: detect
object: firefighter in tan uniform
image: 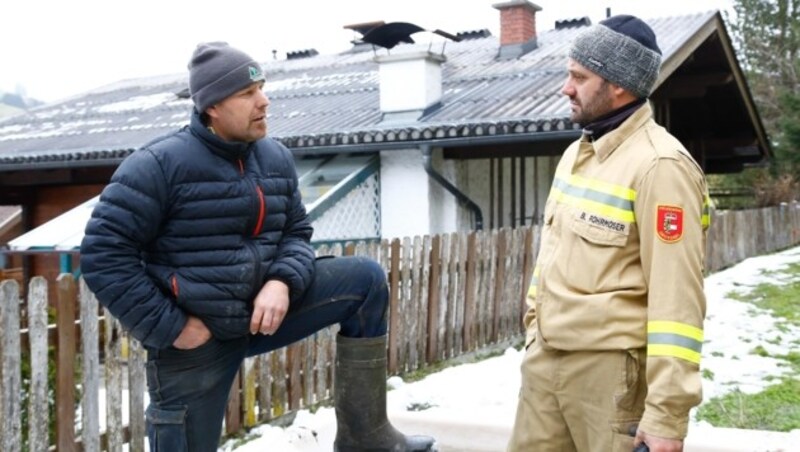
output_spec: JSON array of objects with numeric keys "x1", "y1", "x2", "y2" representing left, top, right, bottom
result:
[{"x1": 508, "y1": 15, "x2": 709, "y2": 452}]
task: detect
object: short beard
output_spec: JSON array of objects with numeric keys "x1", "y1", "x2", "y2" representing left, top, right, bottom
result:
[{"x1": 573, "y1": 80, "x2": 613, "y2": 126}]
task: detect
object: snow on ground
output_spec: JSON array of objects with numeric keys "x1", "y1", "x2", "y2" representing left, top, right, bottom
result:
[{"x1": 218, "y1": 245, "x2": 800, "y2": 451}]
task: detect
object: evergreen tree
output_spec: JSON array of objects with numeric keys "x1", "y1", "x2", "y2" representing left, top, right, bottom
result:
[{"x1": 723, "y1": 0, "x2": 800, "y2": 204}]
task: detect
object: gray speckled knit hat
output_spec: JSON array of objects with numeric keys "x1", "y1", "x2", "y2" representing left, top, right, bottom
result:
[
  {"x1": 569, "y1": 15, "x2": 662, "y2": 98},
  {"x1": 188, "y1": 42, "x2": 266, "y2": 112}
]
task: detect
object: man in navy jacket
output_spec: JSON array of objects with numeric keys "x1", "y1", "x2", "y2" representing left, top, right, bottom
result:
[{"x1": 81, "y1": 42, "x2": 435, "y2": 452}]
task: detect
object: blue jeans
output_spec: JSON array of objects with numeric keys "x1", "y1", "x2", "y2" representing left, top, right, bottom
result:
[{"x1": 144, "y1": 256, "x2": 389, "y2": 452}]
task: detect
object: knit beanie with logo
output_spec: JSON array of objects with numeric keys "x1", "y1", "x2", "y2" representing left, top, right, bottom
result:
[
  {"x1": 188, "y1": 42, "x2": 266, "y2": 112},
  {"x1": 569, "y1": 15, "x2": 662, "y2": 98}
]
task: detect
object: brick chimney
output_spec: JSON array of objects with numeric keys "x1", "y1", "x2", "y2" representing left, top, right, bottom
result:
[{"x1": 493, "y1": 0, "x2": 542, "y2": 59}]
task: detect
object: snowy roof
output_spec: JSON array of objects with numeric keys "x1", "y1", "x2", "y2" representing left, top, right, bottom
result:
[{"x1": 0, "y1": 10, "x2": 762, "y2": 174}]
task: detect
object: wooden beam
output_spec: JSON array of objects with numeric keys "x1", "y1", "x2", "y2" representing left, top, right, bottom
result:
[{"x1": 660, "y1": 73, "x2": 734, "y2": 99}]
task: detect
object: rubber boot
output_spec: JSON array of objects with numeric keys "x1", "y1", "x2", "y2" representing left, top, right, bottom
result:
[{"x1": 334, "y1": 334, "x2": 437, "y2": 452}]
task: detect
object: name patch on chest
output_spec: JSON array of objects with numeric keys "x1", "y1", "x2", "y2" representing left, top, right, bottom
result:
[{"x1": 577, "y1": 211, "x2": 629, "y2": 234}]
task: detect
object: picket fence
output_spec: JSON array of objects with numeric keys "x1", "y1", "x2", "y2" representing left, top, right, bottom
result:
[
  {"x1": 0, "y1": 226, "x2": 535, "y2": 451},
  {"x1": 1, "y1": 201, "x2": 800, "y2": 451}
]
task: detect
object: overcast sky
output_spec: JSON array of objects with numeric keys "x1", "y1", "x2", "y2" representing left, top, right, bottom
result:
[{"x1": 3, "y1": 0, "x2": 733, "y2": 103}]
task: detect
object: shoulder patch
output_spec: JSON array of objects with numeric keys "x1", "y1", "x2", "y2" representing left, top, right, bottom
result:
[{"x1": 656, "y1": 205, "x2": 683, "y2": 243}]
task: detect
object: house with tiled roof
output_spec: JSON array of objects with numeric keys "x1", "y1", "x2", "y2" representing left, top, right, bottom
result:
[{"x1": 0, "y1": 1, "x2": 770, "y2": 282}]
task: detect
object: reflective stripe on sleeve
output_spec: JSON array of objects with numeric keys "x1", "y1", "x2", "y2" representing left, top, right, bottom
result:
[
  {"x1": 551, "y1": 174, "x2": 636, "y2": 224},
  {"x1": 647, "y1": 320, "x2": 704, "y2": 364},
  {"x1": 702, "y1": 194, "x2": 711, "y2": 229},
  {"x1": 527, "y1": 265, "x2": 540, "y2": 298}
]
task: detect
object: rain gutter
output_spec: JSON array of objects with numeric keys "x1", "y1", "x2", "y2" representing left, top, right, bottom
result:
[
  {"x1": 0, "y1": 130, "x2": 581, "y2": 172},
  {"x1": 421, "y1": 145, "x2": 484, "y2": 231}
]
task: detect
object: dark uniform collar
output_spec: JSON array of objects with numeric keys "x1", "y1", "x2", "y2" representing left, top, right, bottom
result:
[
  {"x1": 582, "y1": 98, "x2": 647, "y2": 142},
  {"x1": 580, "y1": 101, "x2": 652, "y2": 163}
]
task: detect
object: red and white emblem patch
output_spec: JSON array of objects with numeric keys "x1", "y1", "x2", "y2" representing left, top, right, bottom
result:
[{"x1": 656, "y1": 205, "x2": 683, "y2": 243}]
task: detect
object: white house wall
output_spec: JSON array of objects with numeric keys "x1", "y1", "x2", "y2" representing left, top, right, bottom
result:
[
  {"x1": 428, "y1": 148, "x2": 461, "y2": 235},
  {"x1": 379, "y1": 148, "x2": 561, "y2": 239},
  {"x1": 380, "y1": 148, "x2": 433, "y2": 239}
]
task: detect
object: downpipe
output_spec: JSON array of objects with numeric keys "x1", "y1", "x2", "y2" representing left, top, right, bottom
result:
[{"x1": 421, "y1": 146, "x2": 484, "y2": 230}]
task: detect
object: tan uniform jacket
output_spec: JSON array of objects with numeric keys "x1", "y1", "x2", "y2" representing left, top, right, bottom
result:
[{"x1": 525, "y1": 103, "x2": 709, "y2": 439}]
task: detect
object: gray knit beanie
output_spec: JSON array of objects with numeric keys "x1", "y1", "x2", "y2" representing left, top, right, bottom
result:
[
  {"x1": 569, "y1": 15, "x2": 662, "y2": 98},
  {"x1": 188, "y1": 42, "x2": 266, "y2": 112}
]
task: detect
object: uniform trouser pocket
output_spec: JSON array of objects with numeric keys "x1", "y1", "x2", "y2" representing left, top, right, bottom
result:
[
  {"x1": 146, "y1": 405, "x2": 188, "y2": 452},
  {"x1": 610, "y1": 419, "x2": 639, "y2": 452}
]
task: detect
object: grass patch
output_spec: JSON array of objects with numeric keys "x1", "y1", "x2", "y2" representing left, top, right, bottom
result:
[
  {"x1": 698, "y1": 260, "x2": 800, "y2": 432},
  {"x1": 695, "y1": 379, "x2": 800, "y2": 431},
  {"x1": 702, "y1": 368, "x2": 715, "y2": 380},
  {"x1": 725, "y1": 262, "x2": 800, "y2": 329}
]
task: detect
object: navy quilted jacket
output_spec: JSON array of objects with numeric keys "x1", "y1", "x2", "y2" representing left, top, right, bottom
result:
[{"x1": 80, "y1": 109, "x2": 315, "y2": 349}]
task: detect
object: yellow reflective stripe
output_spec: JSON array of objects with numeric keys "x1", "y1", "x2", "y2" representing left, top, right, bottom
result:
[
  {"x1": 648, "y1": 321, "x2": 703, "y2": 341},
  {"x1": 647, "y1": 344, "x2": 701, "y2": 364},
  {"x1": 701, "y1": 194, "x2": 711, "y2": 229},
  {"x1": 567, "y1": 173, "x2": 637, "y2": 201},
  {"x1": 648, "y1": 321, "x2": 704, "y2": 364},
  {"x1": 527, "y1": 266, "x2": 540, "y2": 298},
  {"x1": 552, "y1": 186, "x2": 635, "y2": 223},
  {"x1": 551, "y1": 174, "x2": 636, "y2": 223}
]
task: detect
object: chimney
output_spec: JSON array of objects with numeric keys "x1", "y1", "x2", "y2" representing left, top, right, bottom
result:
[
  {"x1": 493, "y1": 0, "x2": 542, "y2": 59},
  {"x1": 376, "y1": 51, "x2": 446, "y2": 122}
]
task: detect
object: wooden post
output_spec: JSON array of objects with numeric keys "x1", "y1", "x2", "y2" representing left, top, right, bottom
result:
[
  {"x1": 27, "y1": 278, "x2": 49, "y2": 452},
  {"x1": 79, "y1": 278, "x2": 100, "y2": 452},
  {"x1": 56, "y1": 275, "x2": 77, "y2": 451},
  {"x1": 128, "y1": 338, "x2": 147, "y2": 452},
  {"x1": 0, "y1": 280, "x2": 22, "y2": 452},
  {"x1": 388, "y1": 238, "x2": 401, "y2": 374},
  {"x1": 225, "y1": 371, "x2": 242, "y2": 435},
  {"x1": 243, "y1": 358, "x2": 258, "y2": 427},
  {"x1": 103, "y1": 309, "x2": 124, "y2": 452},
  {"x1": 492, "y1": 229, "x2": 507, "y2": 342},
  {"x1": 272, "y1": 348, "x2": 288, "y2": 417},
  {"x1": 427, "y1": 235, "x2": 441, "y2": 363},
  {"x1": 463, "y1": 232, "x2": 477, "y2": 350},
  {"x1": 287, "y1": 342, "x2": 302, "y2": 410},
  {"x1": 521, "y1": 227, "x2": 535, "y2": 334}
]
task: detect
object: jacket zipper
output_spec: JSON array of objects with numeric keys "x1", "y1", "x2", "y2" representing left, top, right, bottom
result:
[
  {"x1": 238, "y1": 157, "x2": 266, "y2": 297},
  {"x1": 237, "y1": 158, "x2": 268, "y2": 236},
  {"x1": 171, "y1": 275, "x2": 179, "y2": 298},
  {"x1": 252, "y1": 186, "x2": 265, "y2": 237}
]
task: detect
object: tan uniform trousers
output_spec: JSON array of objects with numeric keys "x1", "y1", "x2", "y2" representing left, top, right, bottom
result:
[{"x1": 508, "y1": 338, "x2": 647, "y2": 452}]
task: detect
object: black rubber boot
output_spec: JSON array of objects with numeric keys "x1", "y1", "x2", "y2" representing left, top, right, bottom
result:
[{"x1": 334, "y1": 334, "x2": 437, "y2": 452}]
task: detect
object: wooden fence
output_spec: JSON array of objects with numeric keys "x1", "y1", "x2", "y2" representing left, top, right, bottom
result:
[
  {"x1": 1, "y1": 201, "x2": 799, "y2": 451},
  {"x1": 0, "y1": 226, "x2": 534, "y2": 451},
  {"x1": 705, "y1": 202, "x2": 800, "y2": 272}
]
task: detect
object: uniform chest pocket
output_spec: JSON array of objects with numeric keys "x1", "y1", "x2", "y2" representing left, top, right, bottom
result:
[{"x1": 568, "y1": 212, "x2": 629, "y2": 247}]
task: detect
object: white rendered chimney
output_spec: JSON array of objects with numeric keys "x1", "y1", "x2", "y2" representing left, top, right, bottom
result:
[{"x1": 376, "y1": 51, "x2": 446, "y2": 121}]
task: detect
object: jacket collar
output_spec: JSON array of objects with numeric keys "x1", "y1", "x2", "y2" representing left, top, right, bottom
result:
[
  {"x1": 581, "y1": 102, "x2": 653, "y2": 163},
  {"x1": 189, "y1": 108, "x2": 255, "y2": 161}
]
